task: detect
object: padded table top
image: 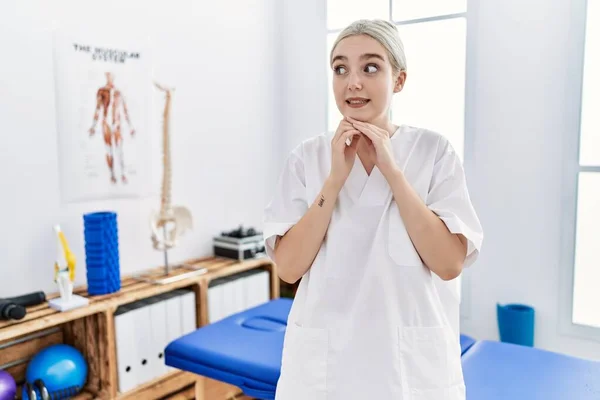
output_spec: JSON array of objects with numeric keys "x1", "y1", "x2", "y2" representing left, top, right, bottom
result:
[
  {"x1": 165, "y1": 298, "x2": 292, "y2": 398},
  {"x1": 462, "y1": 340, "x2": 600, "y2": 399}
]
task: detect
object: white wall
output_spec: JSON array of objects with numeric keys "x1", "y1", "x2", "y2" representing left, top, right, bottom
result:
[
  {"x1": 460, "y1": 0, "x2": 600, "y2": 360},
  {"x1": 463, "y1": 0, "x2": 600, "y2": 359},
  {"x1": 0, "y1": 0, "x2": 282, "y2": 297},
  {"x1": 279, "y1": 0, "x2": 328, "y2": 155}
]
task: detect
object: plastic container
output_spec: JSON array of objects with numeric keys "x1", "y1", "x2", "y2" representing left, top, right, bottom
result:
[{"x1": 497, "y1": 303, "x2": 535, "y2": 347}]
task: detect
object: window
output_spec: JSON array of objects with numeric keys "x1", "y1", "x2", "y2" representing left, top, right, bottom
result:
[
  {"x1": 326, "y1": 0, "x2": 468, "y2": 160},
  {"x1": 571, "y1": 0, "x2": 600, "y2": 330}
]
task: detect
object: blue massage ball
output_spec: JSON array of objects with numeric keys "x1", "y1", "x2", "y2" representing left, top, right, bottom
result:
[{"x1": 23, "y1": 344, "x2": 87, "y2": 399}]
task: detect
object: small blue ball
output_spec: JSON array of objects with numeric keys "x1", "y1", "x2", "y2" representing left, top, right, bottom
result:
[{"x1": 25, "y1": 344, "x2": 87, "y2": 393}]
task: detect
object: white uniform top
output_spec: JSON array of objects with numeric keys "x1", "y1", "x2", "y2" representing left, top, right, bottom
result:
[{"x1": 263, "y1": 125, "x2": 483, "y2": 400}]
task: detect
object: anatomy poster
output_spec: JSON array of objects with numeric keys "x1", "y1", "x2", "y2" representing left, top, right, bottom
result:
[{"x1": 53, "y1": 27, "x2": 154, "y2": 202}]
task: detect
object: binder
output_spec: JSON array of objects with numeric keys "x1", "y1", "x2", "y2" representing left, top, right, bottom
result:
[
  {"x1": 232, "y1": 273, "x2": 245, "y2": 315},
  {"x1": 144, "y1": 295, "x2": 169, "y2": 380},
  {"x1": 255, "y1": 269, "x2": 270, "y2": 306},
  {"x1": 130, "y1": 301, "x2": 154, "y2": 386},
  {"x1": 239, "y1": 270, "x2": 255, "y2": 309},
  {"x1": 180, "y1": 289, "x2": 197, "y2": 335},
  {"x1": 221, "y1": 277, "x2": 236, "y2": 319},
  {"x1": 205, "y1": 270, "x2": 272, "y2": 324},
  {"x1": 164, "y1": 291, "x2": 183, "y2": 372},
  {"x1": 244, "y1": 269, "x2": 270, "y2": 309},
  {"x1": 208, "y1": 278, "x2": 226, "y2": 323},
  {"x1": 243, "y1": 270, "x2": 260, "y2": 309},
  {"x1": 114, "y1": 288, "x2": 201, "y2": 388},
  {"x1": 205, "y1": 270, "x2": 272, "y2": 325},
  {"x1": 114, "y1": 304, "x2": 138, "y2": 393},
  {"x1": 233, "y1": 271, "x2": 245, "y2": 311}
]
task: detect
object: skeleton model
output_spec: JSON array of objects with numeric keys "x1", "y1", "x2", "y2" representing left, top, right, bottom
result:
[{"x1": 150, "y1": 82, "x2": 193, "y2": 271}]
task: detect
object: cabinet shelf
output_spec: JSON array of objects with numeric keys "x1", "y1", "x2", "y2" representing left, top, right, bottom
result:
[{"x1": 0, "y1": 256, "x2": 278, "y2": 399}]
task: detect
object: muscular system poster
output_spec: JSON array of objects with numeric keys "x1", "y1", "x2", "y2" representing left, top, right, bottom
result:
[{"x1": 53, "y1": 27, "x2": 153, "y2": 202}]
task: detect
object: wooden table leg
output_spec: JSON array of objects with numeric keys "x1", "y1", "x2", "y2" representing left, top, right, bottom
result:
[
  {"x1": 269, "y1": 263, "x2": 280, "y2": 299},
  {"x1": 194, "y1": 377, "x2": 205, "y2": 400}
]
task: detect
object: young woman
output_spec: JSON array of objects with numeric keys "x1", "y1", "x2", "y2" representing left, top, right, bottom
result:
[{"x1": 263, "y1": 18, "x2": 483, "y2": 400}]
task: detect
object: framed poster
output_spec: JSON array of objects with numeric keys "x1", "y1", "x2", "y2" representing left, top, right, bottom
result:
[{"x1": 53, "y1": 26, "x2": 154, "y2": 202}]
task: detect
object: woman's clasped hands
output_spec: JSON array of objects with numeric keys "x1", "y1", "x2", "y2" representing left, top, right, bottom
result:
[{"x1": 329, "y1": 116, "x2": 398, "y2": 187}]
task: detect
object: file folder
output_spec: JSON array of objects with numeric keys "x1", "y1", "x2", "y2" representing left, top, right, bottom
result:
[
  {"x1": 243, "y1": 270, "x2": 259, "y2": 309},
  {"x1": 205, "y1": 270, "x2": 273, "y2": 326},
  {"x1": 164, "y1": 290, "x2": 183, "y2": 372},
  {"x1": 129, "y1": 300, "x2": 154, "y2": 386},
  {"x1": 244, "y1": 269, "x2": 270, "y2": 309},
  {"x1": 232, "y1": 273, "x2": 245, "y2": 315},
  {"x1": 238, "y1": 270, "x2": 255, "y2": 309},
  {"x1": 221, "y1": 277, "x2": 236, "y2": 320},
  {"x1": 180, "y1": 289, "x2": 197, "y2": 335},
  {"x1": 208, "y1": 277, "x2": 226, "y2": 323},
  {"x1": 114, "y1": 304, "x2": 138, "y2": 393},
  {"x1": 143, "y1": 295, "x2": 169, "y2": 380},
  {"x1": 255, "y1": 269, "x2": 270, "y2": 306},
  {"x1": 114, "y1": 288, "x2": 201, "y2": 389}
]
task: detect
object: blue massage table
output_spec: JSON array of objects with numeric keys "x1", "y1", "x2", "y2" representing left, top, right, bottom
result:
[
  {"x1": 165, "y1": 298, "x2": 600, "y2": 399},
  {"x1": 462, "y1": 339, "x2": 600, "y2": 399},
  {"x1": 460, "y1": 332, "x2": 476, "y2": 355},
  {"x1": 165, "y1": 298, "x2": 290, "y2": 399}
]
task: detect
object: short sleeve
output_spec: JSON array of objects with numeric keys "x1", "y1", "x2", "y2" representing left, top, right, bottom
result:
[
  {"x1": 426, "y1": 140, "x2": 483, "y2": 268},
  {"x1": 262, "y1": 148, "x2": 309, "y2": 262}
]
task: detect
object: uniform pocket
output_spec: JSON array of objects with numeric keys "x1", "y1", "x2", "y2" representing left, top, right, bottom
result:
[
  {"x1": 388, "y1": 205, "x2": 424, "y2": 267},
  {"x1": 275, "y1": 322, "x2": 329, "y2": 399},
  {"x1": 397, "y1": 326, "x2": 465, "y2": 400}
]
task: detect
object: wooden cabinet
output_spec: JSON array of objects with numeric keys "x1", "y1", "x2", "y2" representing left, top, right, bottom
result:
[{"x1": 0, "y1": 256, "x2": 278, "y2": 399}]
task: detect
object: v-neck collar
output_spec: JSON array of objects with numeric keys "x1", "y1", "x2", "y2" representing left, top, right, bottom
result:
[{"x1": 342, "y1": 125, "x2": 410, "y2": 207}]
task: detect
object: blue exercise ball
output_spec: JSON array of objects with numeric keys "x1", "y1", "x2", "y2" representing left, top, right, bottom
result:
[
  {"x1": 24, "y1": 344, "x2": 87, "y2": 398},
  {"x1": 0, "y1": 370, "x2": 17, "y2": 400}
]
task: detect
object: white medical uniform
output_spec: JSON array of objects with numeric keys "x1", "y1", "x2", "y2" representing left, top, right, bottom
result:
[{"x1": 263, "y1": 125, "x2": 483, "y2": 400}]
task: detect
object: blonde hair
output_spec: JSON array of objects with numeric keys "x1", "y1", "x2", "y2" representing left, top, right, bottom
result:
[{"x1": 330, "y1": 19, "x2": 407, "y2": 74}]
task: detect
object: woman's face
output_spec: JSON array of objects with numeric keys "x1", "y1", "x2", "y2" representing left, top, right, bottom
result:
[{"x1": 331, "y1": 34, "x2": 406, "y2": 123}]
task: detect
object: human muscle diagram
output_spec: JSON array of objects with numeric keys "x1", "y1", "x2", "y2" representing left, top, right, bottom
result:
[
  {"x1": 53, "y1": 28, "x2": 153, "y2": 202},
  {"x1": 88, "y1": 72, "x2": 136, "y2": 185}
]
